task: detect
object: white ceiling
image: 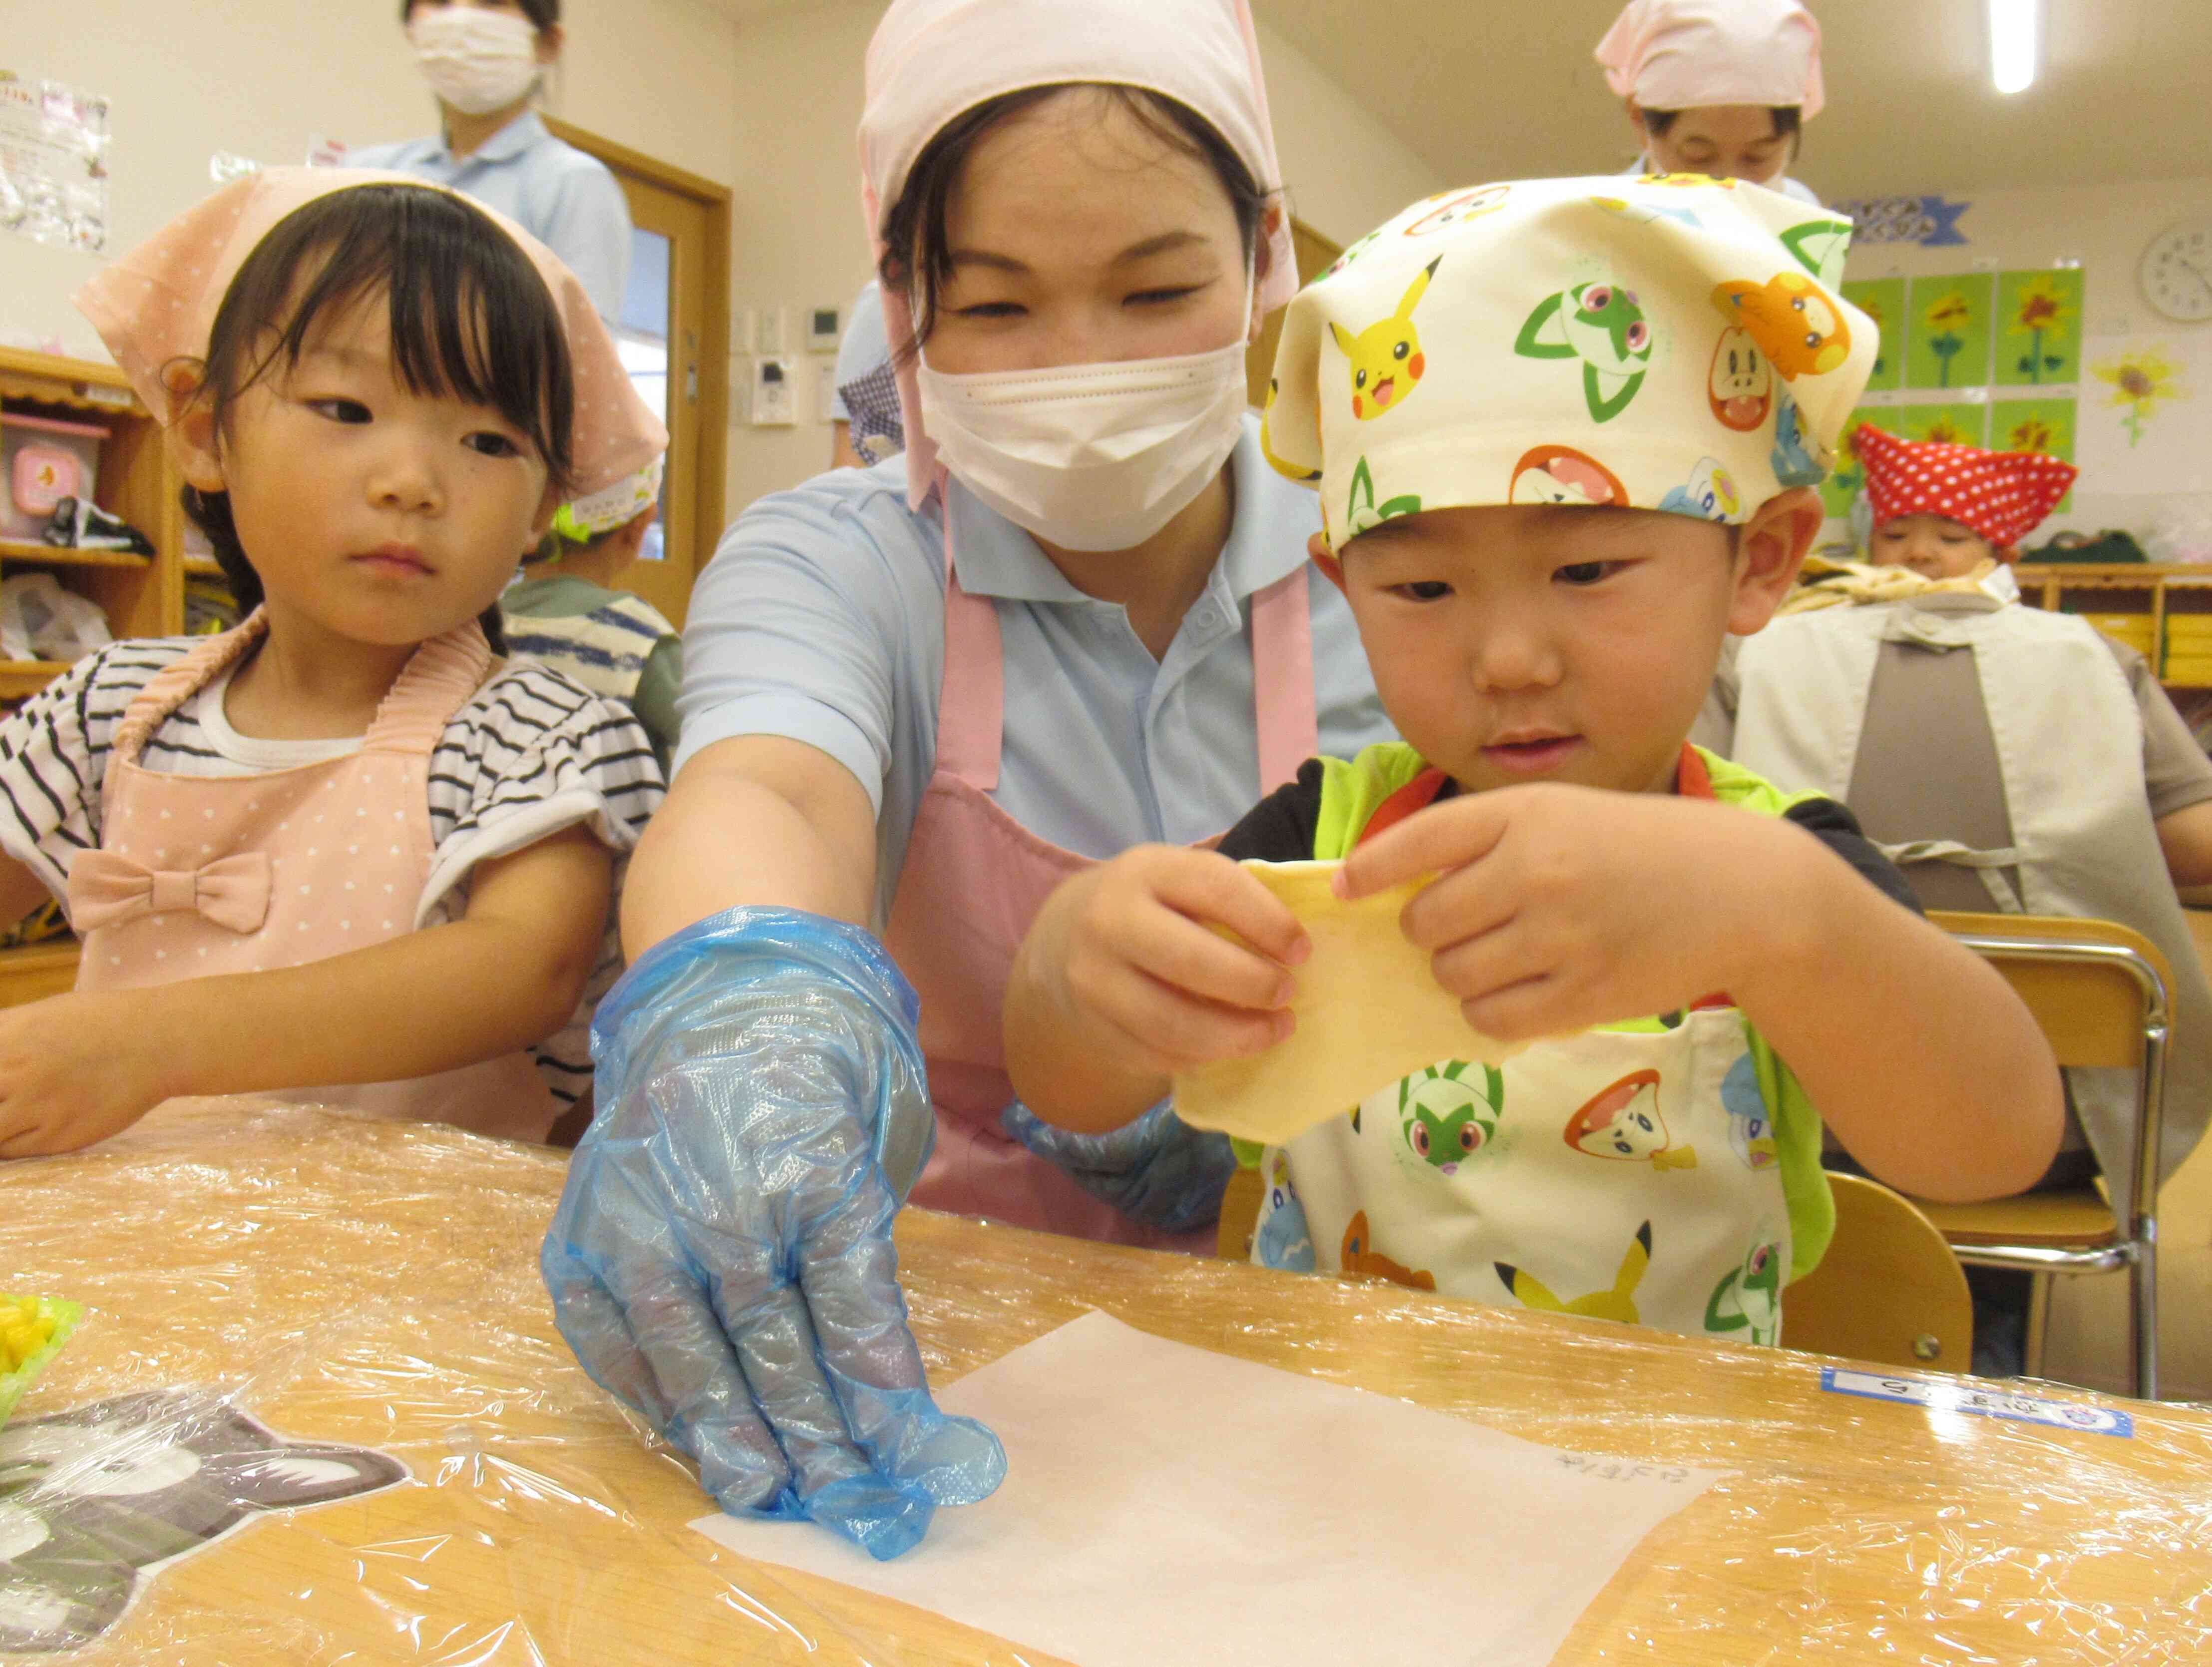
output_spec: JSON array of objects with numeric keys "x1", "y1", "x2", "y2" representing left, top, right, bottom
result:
[
  {"x1": 690, "y1": 0, "x2": 2210, "y2": 196},
  {"x1": 1255, "y1": 0, "x2": 2212, "y2": 198}
]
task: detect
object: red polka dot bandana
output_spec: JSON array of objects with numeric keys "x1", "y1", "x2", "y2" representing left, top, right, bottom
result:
[{"x1": 1853, "y1": 421, "x2": 2077, "y2": 551}]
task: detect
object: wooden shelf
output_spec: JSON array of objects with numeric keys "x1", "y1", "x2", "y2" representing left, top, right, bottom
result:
[
  {"x1": 0, "y1": 347, "x2": 185, "y2": 675},
  {"x1": 0, "y1": 345, "x2": 140, "y2": 417},
  {"x1": 2022, "y1": 563, "x2": 2212, "y2": 585},
  {"x1": 2021, "y1": 564, "x2": 2212, "y2": 690},
  {"x1": 0, "y1": 662, "x2": 71, "y2": 699},
  {"x1": 182, "y1": 556, "x2": 224, "y2": 578},
  {"x1": 0, "y1": 537, "x2": 152, "y2": 570}
]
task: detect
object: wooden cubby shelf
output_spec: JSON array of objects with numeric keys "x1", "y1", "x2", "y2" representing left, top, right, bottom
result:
[
  {"x1": 0, "y1": 346, "x2": 207, "y2": 994},
  {"x1": 2022, "y1": 564, "x2": 2212, "y2": 691}
]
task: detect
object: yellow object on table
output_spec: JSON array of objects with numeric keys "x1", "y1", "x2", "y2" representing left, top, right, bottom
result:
[
  {"x1": 1174, "y1": 860, "x2": 1523, "y2": 1145},
  {"x1": 4, "y1": 1099, "x2": 2211, "y2": 1665},
  {"x1": 0, "y1": 1291, "x2": 80, "y2": 1424}
]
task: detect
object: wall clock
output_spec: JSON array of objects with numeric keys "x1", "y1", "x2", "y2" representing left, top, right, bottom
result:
[{"x1": 2141, "y1": 219, "x2": 2212, "y2": 324}]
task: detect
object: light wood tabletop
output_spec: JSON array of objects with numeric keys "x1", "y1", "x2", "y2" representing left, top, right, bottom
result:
[{"x1": 6, "y1": 1100, "x2": 2211, "y2": 1666}]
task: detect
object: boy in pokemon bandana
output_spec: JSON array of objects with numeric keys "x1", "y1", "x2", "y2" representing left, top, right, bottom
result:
[{"x1": 1005, "y1": 177, "x2": 2062, "y2": 1341}]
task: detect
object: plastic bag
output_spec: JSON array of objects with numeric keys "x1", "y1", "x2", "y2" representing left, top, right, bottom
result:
[
  {"x1": 0, "y1": 572, "x2": 112, "y2": 664},
  {"x1": 6, "y1": 1100, "x2": 2212, "y2": 1663}
]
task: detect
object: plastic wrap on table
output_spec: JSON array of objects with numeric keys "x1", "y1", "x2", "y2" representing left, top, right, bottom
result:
[{"x1": 4, "y1": 1097, "x2": 2212, "y2": 1665}]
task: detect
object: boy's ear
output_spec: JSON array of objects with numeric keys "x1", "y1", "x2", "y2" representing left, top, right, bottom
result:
[
  {"x1": 1309, "y1": 530, "x2": 1345, "y2": 593},
  {"x1": 1726, "y1": 487, "x2": 1823, "y2": 636},
  {"x1": 164, "y1": 366, "x2": 228, "y2": 494}
]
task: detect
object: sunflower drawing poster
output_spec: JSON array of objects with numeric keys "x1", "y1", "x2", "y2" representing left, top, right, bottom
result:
[
  {"x1": 1995, "y1": 269, "x2": 2086, "y2": 386},
  {"x1": 2079, "y1": 333, "x2": 2205, "y2": 495},
  {"x1": 1904, "y1": 274, "x2": 1994, "y2": 390},
  {"x1": 1821, "y1": 411, "x2": 1885, "y2": 519},
  {"x1": 1841, "y1": 278, "x2": 1905, "y2": 391},
  {"x1": 1897, "y1": 402, "x2": 1990, "y2": 449},
  {"x1": 1990, "y1": 397, "x2": 2077, "y2": 511}
]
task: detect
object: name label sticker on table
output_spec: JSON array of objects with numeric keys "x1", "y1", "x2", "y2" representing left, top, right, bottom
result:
[{"x1": 1820, "y1": 1367, "x2": 2135, "y2": 1438}]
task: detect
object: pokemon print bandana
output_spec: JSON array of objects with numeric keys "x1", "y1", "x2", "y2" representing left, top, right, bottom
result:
[{"x1": 1262, "y1": 174, "x2": 1877, "y2": 551}]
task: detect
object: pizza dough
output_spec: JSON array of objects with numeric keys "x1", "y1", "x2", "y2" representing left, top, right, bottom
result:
[{"x1": 1172, "y1": 861, "x2": 1525, "y2": 1147}]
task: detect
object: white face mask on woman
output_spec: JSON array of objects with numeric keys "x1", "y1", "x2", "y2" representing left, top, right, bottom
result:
[
  {"x1": 914, "y1": 263, "x2": 1258, "y2": 554},
  {"x1": 408, "y1": 7, "x2": 544, "y2": 117}
]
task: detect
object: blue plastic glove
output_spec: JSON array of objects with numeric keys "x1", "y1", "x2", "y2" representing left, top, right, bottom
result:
[
  {"x1": 999, "y1": 1099, "x2": 1235, "y2": 1234},
  {"x1": 542, "y1": 907, "x2": 1006, "y2": 1560}
]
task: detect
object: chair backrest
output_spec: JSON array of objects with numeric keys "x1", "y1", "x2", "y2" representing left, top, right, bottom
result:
[
  {"x1": 1928, "y1": 911, "x2": 2172, "y2": 1224},
  {"x1": 1784, "y1": 1174, "x2": 1974, "y2": 1370},
  {"x1": 1926, "y1": 911, "x2": 2169, "y2": 1071}
]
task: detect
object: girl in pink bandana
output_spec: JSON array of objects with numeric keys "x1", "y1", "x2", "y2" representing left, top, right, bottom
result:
[{"x1": 0, "y1": 171, "x2": 667, "y2": 1156}]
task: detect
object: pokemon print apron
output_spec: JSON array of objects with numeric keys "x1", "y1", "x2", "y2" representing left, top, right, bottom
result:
[{"x1": 1249, "y1": 756, "x2": 1802, "y2": 1346}]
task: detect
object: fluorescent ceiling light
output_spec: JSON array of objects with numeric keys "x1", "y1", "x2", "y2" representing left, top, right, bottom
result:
[{"x1": 1988, "y1": 0, "x2": 2041, "y2": 95}]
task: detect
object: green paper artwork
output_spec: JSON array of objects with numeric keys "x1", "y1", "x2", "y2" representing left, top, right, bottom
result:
[
  {"x1": 1841, "y1": 279, "x2": 1905, "y2": 392},
  {"x1": 1897, "y1": 402, "x2": 1989, "y2": 449},
  {"x1": 1991, "y1": 396, "x2": 2078, "y2": 511},
  {"x1": 1905, "y1": 273, "x2": 1994, "y2": 391},
  {"x1": 1994, "y1": 269, "x2": 2085, "y2": 387},
  {"x1": 1820, "y1": 408, "x2": 1888, "y2": 519}
]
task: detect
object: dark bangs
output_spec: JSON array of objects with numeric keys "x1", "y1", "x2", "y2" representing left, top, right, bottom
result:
[
  {"x1": 195, "y1": 183, "x2": 575, "y2": 490},
  {"x1": 179, "y1": 184, "x2": 571, "y2": 638}
]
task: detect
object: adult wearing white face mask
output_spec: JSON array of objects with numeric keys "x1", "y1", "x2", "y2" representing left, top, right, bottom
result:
[
  {"x1": 538, "y1": 0, "x2": 1390, "y2": 1556},
  {"x1": 352, "y1": 0, "x2": 632, "y2": 323}
]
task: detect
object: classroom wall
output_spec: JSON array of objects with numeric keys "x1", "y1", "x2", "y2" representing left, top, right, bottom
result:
[
  {"x1": 715, "y1": 1, "x2": 1448, "y2": 527},
  {"x1": 0, "y1": 0, "x2": 742, "y2": 363},
  {"x1": 1837, "y1": 175, "x2": 2212, "y2": 558}
]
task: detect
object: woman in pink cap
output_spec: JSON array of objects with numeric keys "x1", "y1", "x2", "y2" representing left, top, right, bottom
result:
[
  {"x1": 542, "y1": 0, "x2": 1391, "y2": 1559},
  {"x1": 1596, "y1": 0, "x2": 1828, "y2": 203},
  {"x1": 0, "y1": 170, "x2": 667, "y2": 1156}
]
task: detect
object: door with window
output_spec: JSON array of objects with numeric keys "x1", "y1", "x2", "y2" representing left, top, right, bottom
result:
[{"x1": 548, "y1": 121, "x2": 730, "y2": 629}]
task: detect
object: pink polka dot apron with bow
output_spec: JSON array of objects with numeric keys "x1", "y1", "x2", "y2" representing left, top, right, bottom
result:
[
  {"x1": 68, "y1": 611, "x2": 558, "y2": 1141},
  {"x1": 883, "y1": 522, "x2": 1318, "y2": 1251}
]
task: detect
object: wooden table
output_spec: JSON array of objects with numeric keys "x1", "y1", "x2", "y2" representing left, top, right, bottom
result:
[{"x1": 8, "y1": 1101, "x2": 2211, "y2": 1665}]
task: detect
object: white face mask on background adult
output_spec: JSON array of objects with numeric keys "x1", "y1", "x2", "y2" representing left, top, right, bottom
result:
[
  {"x1": 914, "y1": 262, "x2": 1258, "y2": 554},
  {"x1": 408, "y1": 7, "x2": 545, "y2": 117}
]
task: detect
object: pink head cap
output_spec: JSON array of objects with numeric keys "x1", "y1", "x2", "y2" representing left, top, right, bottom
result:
[
  {"x1": 1595, "y1": 0, "x2": 1825, "y2": 119},
  {"x1": 857, "y1": 0, "x2": 1295, "y2": 509},
  {"x1": 74, "y1": 167, "x2": 667, "y2": 497}
]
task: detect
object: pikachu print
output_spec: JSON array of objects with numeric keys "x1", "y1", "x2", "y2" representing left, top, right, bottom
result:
[{"x1": 1329, "y1": 257, "x2": 1441, "y2": 420}]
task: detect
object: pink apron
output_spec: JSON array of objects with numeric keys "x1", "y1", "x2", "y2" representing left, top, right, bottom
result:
[
  {"x1": 67, "y1": 611, "x2": 559, "y2": 1142},
  {"x1": 884, "y1": 517, "x2": 1318, "y2": 1251}
]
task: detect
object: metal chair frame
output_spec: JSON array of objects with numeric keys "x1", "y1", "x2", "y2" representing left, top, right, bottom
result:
[{"x1": 1935, "y1": 926, "x2": 2168, "y2": 1399}]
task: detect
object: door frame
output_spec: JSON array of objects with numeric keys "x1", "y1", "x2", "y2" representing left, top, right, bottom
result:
[{"x1": 545, "y1": 117, "x2": 732, "y2": 595}]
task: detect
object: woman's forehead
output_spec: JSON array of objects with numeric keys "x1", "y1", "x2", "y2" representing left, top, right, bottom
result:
[
  {"x1": 945, "y1": 90, "x2": 1238, "y2": 256},
  {"x1": 1662, "y1": 104, "x2": 1786, "y2": 147}
]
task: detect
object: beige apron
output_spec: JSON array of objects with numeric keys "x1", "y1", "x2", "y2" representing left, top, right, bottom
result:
[{"x1": 1731, "y1": 599, "x2": 2212, "y2": 1209}]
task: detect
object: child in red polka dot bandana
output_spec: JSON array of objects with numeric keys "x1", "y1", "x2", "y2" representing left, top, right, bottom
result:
[{"x1": 1854, "y1": 422, "x2": 2078, "y2": 580}]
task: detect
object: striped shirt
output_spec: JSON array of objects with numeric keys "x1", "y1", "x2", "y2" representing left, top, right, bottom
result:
[{"x1": 0, "y1": 638, "x2": 667, "y2": 1105}]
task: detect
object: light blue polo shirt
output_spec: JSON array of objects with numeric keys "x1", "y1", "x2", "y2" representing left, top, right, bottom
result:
[
  {"x1": 676, "y1": 415, "x2": 1395, "y2": 927},
  {"x1": 350, "y1": 111, "x2": 631, "y2": 323},
  {"x1": 829, "y1": 281, "x2": 890, "y2": 424}
]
